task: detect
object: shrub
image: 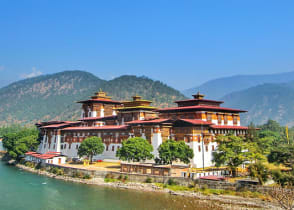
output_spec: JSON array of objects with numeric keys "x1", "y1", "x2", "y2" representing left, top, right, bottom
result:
[
  {"x1": 35, "y1": 162, "x2": 42, "y2": 170},
  {"x1": 105, "y1": 174, "x2": 115, "y2": 179},
  {"x1": 25, "y1": 161, "x2": 35, "y2": 168},
  {"x1": 19, "y1": 159, "x2": 26, "y2": 164},
  {"x1": 124, "y1": 175, "x2": 128, "y2": 181},
  {"x1": 83, "y1": 174, "x2": 92, "y2": 179},
  {"x1": 118, "y1": 175, "x2": 123, "y2": 180},
  {"x1": 201, "y1": 184, "x2": 208, "y2": 190},
  {"x1": 145, "y1": 177, "x2": 152, "y2": 183},
  {"x1": 72, "y1": 171, "x2": 83, "y2": 178},
  {"x1": 167, "y1": 178, "x2": 177, "y2": 186},
  {"x1": 56, "y1": 168, "x2": 64, "y2": 176},
  {"x1": 50, "y1": 167, "x2": 59, "y2": 174}
]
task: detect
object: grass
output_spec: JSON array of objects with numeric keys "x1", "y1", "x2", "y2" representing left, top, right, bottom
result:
[
  {"x1": 104, "y1": 178, "x2": 120, "y2": 183},
  {"x1": 154, "y1": 183, "x2": 270, "y2": 200}
]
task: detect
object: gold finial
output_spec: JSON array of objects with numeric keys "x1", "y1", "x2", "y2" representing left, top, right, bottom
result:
[
  {"x1": 193, "y1": 91, "x2": 205, "y2": 99},
  {"x1": 132, "y1": 95, "x2": 142, "y2": 101}
]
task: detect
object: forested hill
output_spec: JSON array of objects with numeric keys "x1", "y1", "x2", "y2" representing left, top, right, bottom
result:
[
  {"x1": 221, "y1": 81, "x2": 294, "y2": 126},
  {"x1": 0, "y1": 71, "x2": 186, "y2": 126}
]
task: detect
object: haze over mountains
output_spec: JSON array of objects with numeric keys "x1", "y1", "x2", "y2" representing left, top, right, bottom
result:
[
  {"x1": 1, "y1": 70, "x2": 294, "y2": 126},
  {"x1": 222, "y1": 81, "x2": 294, "y2": 126},
  {"x1": 183, "y1": 71, "x2": 294, "y2": 99}
]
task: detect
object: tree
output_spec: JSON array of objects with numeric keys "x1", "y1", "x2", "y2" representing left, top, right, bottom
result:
[
  {"x1": 269, "y1": 186, "x2": 294, "y2": 210},
  {"x1": 2, "y1": 127, "x2": 39, "y2": 160},
  {"x1": 78, "y1": 137, "x2": 104, "y2": 163},
  {"x1": 213, "y1": 135, "x2": 256, "y2": 177},
  {"x1": 248, "y1": 161, "x2": 270, "y2": 185},
  {"x1": 116, "y1": 137, "x2": 154, "y2": 162},
  {"x1": 158, "y1": 139, "x2": 194, "y2": 164},
  {"x1": 260, "y1": 119, "x2": 283, "y2": 133},
  {"x1": 268, "y1": 145, "x2": 294, "y2": 169}
]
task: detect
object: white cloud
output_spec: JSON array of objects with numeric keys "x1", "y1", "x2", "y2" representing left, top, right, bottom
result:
[{"x1": 21, "y1": 67, "x2": 43, "y2": 79}]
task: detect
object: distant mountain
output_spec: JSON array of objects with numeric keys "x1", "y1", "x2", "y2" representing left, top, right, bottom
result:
[
  {"x1": 100, "y1": 75, "x2": 185, "y2": 108},
  {"x1": 221, "y1": 81, "x2": 294, "y2": 126},
  {"x1": 0, "y1": 71, "x2": 186, "y2": 126},
  {"x1": 183, "y1": 71, "x2": 294, "y2": 99}
]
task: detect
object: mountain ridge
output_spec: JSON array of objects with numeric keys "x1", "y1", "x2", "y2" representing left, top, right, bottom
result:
[
  {"x1": 221, "y1": 80, "x2": 294, "y2": 126},
  {"x1": 183, "y1": 71, "x2": 294, "y2": 99},
  {"x1": 0, "y1": 70, "x2": 186, "y2": 126}
]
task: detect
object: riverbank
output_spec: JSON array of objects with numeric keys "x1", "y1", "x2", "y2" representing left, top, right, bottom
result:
[{"x1": 15, "y1": 163, "x2": 280, "y2": 209}]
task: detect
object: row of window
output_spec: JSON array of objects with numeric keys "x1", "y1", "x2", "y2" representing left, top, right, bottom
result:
[
  {"x1": 105, "y1": 145, "x2": 120, "y2": 152},
  {"x1": 198, "y1": 145, "x2": 215, "y2": 152},
  {"x1": 65, "y1": 132, "x2": 128, "y2": 137},
  {"x1": 60, "y1": 144, "x2": 79, "y2": 150},
  {"x1": 209, "y1": 129, "x2": 246, "y2": 135}
]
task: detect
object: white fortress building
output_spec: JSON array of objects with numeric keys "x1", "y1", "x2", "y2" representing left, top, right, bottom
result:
[{"x1": 37, "y1": 91, "x2": 248, "y2": 168}]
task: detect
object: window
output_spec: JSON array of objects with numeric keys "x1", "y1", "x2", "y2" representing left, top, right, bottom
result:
[
  {"x1": 61, "y1": 145, "x2": 63, "y2": 150},
  {"x1": 64, "y1": 144, "x2": 67, "y2": 149},
  {"x1": 76, "y1": 145, "x2": 79, "y2": 149},
  {"x1": 207, "y1": 113, "x2": 212, "y2": 122},
  {"x1": 198, "y1": 145, "x2": 201, "y2": 152},
  {"x1": 205, "y1": 145, "x2": 208, "y2": 152},
  {"x1": 217, "y1": 115, "x2": 222, "y2": 124},
  {"x1": 112, "y1": 146, "x2": 115, "y2": 151},
  {"x1": 233, "y1": 116, "x2": 238, "y2": 125},
  {"x1": 212, "y1": 145, "x2": 215, "y2": 151},
  {"x1": 69, "y1": 144, "x2": 71, "y2": 149},
  {"x1": 53, "y1": 144, "x2": 55, "y2": 149},
  {"x1": 224, "y1": 115, "x2": 228, "y2": 125},
  {"x1": 106, "y1": 145, "x2": 109, "y2": 151}
]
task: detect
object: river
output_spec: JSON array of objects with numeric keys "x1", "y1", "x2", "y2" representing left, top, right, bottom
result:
[{"x1": 0, "y1": 161, "x2": 219, "y2": 210}]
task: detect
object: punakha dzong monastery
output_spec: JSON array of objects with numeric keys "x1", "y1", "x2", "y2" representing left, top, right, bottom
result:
[{"x1": 36, "y1": 91, "x2": 248, "y2": 168}]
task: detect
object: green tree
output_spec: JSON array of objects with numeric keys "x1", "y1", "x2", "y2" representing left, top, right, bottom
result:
[
  {"x1": 260, "y1": 119, "x2": 283, "y2": 133},
  {"x1": 116, "y1": 137, "x2": 154, "y2": 162},
  {"x1": 78, "y1": 136, "x2": 104, "y2": 163},
  {"x1": 213, "y1": 135, "x2": 256, "y2": 177},
  {"x1": 158, "y1": 139, "x2": 194, "y2": 164},
  {"x1": 2, "y1": 127, "x2": 39, "y2": 160},
  {"x1": 248, "y1": 161, "x2": 270, "y2": 185},
  {"x1": 268, "y1": 145, "x2": 294, "y2": 169}
]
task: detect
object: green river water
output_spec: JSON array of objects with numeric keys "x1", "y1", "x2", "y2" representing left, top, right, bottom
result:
[{"x1": 0, "y1": 161, "x2": 217, "y2": 210}]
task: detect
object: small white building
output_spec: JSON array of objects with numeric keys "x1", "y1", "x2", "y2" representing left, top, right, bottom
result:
[{"x1": 25, "y1": 151, "x2": 67, "y2": 164}]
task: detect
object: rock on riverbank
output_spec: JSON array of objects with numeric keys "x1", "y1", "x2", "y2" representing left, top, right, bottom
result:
[{"x1": 15, "y1": 164, "x2": 281, "y2": 209}]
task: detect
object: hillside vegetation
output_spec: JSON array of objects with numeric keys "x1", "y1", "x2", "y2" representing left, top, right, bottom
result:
[
  {"x1": 0, "y1": 71, "x2": 186, "y2": 126},
  {"x1": 222, "y1": 81, "x2": 294, "y2": 126}
]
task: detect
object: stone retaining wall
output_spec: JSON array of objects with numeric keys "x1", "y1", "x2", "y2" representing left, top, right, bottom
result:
[{"x1": 45, "y1": 163, "x2": 272, "y2": 193}]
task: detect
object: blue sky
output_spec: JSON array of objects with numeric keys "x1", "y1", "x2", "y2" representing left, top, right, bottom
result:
[{"x1": 1, "y1": 0, "x2": 294, "y2": 90}]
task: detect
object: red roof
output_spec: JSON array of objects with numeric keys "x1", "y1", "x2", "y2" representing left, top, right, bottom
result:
[
  {"x1": 62, "y1": 125, "x2": 128, "y2": 131},
  {"x1": 178, "y1": 119, "x2": 213, "y2": 125},
  {"x1": 79, "y1": 115, "x2": 117, "y2": 121},
  {"x1": 41, "y1": 121, "x2": 80, "y2": 129},
  {"x1": 126, "y1": 119, "x2": 170, "y2": 125},
  {"x1": 158, "y1": 105, "x2": 247, "y2": 113},
  {"x1": 210, "y1": 125, "x2": 248, "y2": 130},
  {"x1": 77, "y1": 99, "x2": 122, "y2": 104},
  {"x1": 46, "y1": 151, "x2": 61, "y2": 154},
  {"x1": 25, "y1": 151, "x2": 62, "y2": 159},
  {"x1": 175, "y1": 98, "x2": 224, "y2": 104},
  {"x1": 199, "y1": 175, "x2": 226, "y2": 181}
]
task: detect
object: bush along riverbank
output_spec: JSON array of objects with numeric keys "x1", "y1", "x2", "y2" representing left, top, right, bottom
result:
[{"x1": 14, "y1": 161, "x2": 281, "y2": 209}]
